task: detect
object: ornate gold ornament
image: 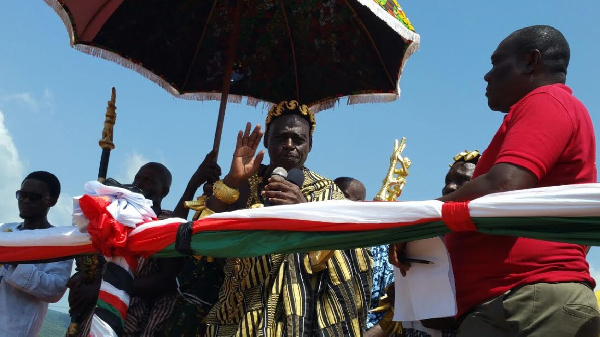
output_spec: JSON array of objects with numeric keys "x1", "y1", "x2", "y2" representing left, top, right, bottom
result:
[
  {"x1": 98, "y1": 87, "x2": 117, "y2": 151},
  {"x1": 213, "y1": 180, "x2": 240, "y2": 204},
  {"x1": 374, "y1": 138, "x2": 411, "y2": 202},
  {"x1": 452, "y1": 149, "x2": 480, "y2": 165},
  {"x1": 265, "y1": 100, "x2": 316, "y2": 135}
]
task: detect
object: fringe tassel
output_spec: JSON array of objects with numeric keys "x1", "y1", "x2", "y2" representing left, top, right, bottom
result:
[
  {"x1": 394, "y1": 40, "x2": 420, "y2": 99},
  {"x1": 347, "y1": 93, "x2": 398, "y2": 105},
  {"x1": 180, "y1": 92, "x2": 243, "y2": 104},
  {"x1": 75, "y1": 44, "x2": 182, "y2": 97},
  {"x1": 43, "y1": 0, "x2": 76, "y2": 46},
  {"x1": 310, "y1": 98, "x2": 340, "y2": 113}
]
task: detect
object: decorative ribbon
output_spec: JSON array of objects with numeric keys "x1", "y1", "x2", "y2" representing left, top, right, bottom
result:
[
  {"x1": 81, "y1": 195, "x2": 135, "y2": 258},
  {"x1": 441, "y1": 201, "x2": 477, "y2": 232}
]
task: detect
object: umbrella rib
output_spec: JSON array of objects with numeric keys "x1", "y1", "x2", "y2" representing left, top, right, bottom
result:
[
  {"x1": 279, "y1": 0, "x2": 300, "y2": 101},
  {"x1": 343, "y1": 0, "x2": 396, "y2": 90},
  {"x1": 182, "y1": 0, "x2": 219, "y2": 91},
  {"x1": 81, "y1": 0, "x2": 114, "y2": 39}
]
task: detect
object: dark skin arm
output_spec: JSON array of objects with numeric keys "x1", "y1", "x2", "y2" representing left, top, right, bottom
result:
[
  {"x1": 206, "y1": 123, "x2": 265, "y2": 213},
  {"x1": 364, "y1": 324, "x2": 386, "y2": 337},
  {"x1": 130, "y1": 257, "x2": 183, "y2": 297},
  {"x1": 389, "y1": 163, "x2": 537, "y2": 272},
  {"x1": 172, "y1": 151, "x2": 221, "y2": 219},
  {"x1": 365, "y1": 281, "x2": 397, "y2": 336},
  {"x1": 68, "y1": 271, "x2": 102, "y2": 314}
]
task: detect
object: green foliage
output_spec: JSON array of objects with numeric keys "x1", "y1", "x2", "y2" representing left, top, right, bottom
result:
[{"x1": 39, "y1": 309, "x2": 70, "y2": 337}]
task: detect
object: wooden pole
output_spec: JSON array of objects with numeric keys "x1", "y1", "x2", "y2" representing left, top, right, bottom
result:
[{"x1": 212, "y1": 0, "x2": 243, "y2": 161}]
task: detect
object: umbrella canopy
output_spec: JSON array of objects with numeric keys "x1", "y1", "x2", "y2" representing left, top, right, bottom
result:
[{"x1": 45, "y1": 0, "x2": 419, "y2": 111}]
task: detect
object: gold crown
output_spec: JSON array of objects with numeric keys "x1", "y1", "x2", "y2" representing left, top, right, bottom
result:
[
  {"x1": 453, "y1": 150, "x2": 480, "y2": 163},
  {"x1": 265, "y1": 100, "x2": 316, "y2": 135}
]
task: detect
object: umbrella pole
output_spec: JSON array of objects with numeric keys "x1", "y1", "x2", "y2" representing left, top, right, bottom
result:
[
  {"x1": 212, "y1": 0, "x2": 243, "y2": 161},
  {"x1": 98, "y1": 87, "x2": 117, "y2": 182}
]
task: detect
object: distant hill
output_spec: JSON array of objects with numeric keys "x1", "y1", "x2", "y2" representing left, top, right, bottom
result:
[{"x1": 40, "y1": 309, "x2": 70, "y2": 337}]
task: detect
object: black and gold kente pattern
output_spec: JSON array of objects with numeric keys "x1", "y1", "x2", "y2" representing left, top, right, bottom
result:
[
  {"x1": 265, "y1": 100, "x2": 316, "y2": 136},
  {"x1": 205, "y1": 167, "x2": 373, "y2": 337}
]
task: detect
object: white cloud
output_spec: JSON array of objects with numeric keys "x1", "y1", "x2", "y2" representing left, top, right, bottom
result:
[
  {"x1": 0, "y1": 92, "x2": 39, "y2": 111},
  {"x1": 48, "y1": 192, "x2": 74, "y2": 227},
  {"x1": 118, "y1": 152, "x2": 150, "y2": 184},
  {"x1": 0, "y1": 89, "x2": 55, "y2": 113},
  {"x1": 0, "y1": 110, "x2": 24, "y2": 223}
]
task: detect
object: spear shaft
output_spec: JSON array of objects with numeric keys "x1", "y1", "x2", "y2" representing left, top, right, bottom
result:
[{"x1": 98, "y1": 87, "x2": 117, "y2": 182}]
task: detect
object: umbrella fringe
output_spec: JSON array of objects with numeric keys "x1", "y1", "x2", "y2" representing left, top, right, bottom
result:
[
  {"x1": 355, "y1": 0, "x2": 421, "y2": 46},
  {"x1": 310, "y1": 98, "x2": 340, "y2": 113},
  {"x1": 179, "y1": 92, "x2": 243, "y2": 104},
  {"x1": 44, "y1": 0, "x2": 76, "y2": 46},
  {"x1": 347, "y1": 93, "x2": 399, "y2": 105},
  {"x1": 73, "y1": 44, "x2": 183, "y2": 98},
  {"x1": 246, "y1": 97, "x2": 274, "y2": 111},
  {"x1": 393, "y1": 39, "x2": 421, "y2": 98}
]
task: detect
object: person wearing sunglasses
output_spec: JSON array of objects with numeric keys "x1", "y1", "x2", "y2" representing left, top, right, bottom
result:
[{"x1": 0, "y1": 171, "x2": 73, "y2": 336}]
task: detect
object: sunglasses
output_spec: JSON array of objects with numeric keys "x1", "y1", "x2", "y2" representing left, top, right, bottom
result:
[{"x1": 15, "y1": 190, "x2": 51, "y2": 202}]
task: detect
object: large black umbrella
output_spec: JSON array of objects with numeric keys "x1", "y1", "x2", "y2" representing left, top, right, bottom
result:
[{"x1": 46, "y1": 0, "x2": 420, "y2": 156}]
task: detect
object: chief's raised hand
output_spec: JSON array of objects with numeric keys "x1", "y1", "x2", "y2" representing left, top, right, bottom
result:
[{"x1": 225, "y1": 123, "x2": 264, "y2": 188}]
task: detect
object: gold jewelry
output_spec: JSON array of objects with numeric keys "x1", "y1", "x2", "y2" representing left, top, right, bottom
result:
[
  {"x1": 453, "y1": 150, "x2": 480, "y2": 164},
  {"x1": 199, "y1": 207, "x2": 215, "y2": 218},
  {"x1": 213, "y1": 180, "x2": 240, "y2": 204}
]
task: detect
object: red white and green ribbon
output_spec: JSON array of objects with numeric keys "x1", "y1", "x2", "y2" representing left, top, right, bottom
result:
[
  {"x1": 2, "y1": 183, "x2": 600, "y2": 263},
  {"x1": 2, "y1": 182, "x2": 600, "y2": 335}
]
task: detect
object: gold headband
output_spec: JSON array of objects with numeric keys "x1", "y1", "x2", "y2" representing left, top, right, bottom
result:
[
  {"x1": 265, "y1": 100, "x2": 316, "y2": 135},
  {"x1": 452, "y1": 150, "x2": 480, "y2": 164}
]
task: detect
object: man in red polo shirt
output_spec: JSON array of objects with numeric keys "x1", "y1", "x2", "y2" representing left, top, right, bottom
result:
[{"x1": 391, "y1": 25, "x2": 599, "y2": 336}]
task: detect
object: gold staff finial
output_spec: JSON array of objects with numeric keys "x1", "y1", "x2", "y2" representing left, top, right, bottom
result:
[
  {"x1": 99, "y1": 87, "x2": 117, "y2": 150},
  {"x1": 374, "y1": 138, "x2": 411, "y2": 201}
]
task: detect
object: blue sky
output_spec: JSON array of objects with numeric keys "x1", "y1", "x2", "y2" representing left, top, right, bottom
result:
[{"x1": 1, "y1": 2, "x2": 599, "y2": 313}]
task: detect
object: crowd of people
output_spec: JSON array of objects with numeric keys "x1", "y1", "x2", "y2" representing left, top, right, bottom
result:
[{"x1": 1, "y1": 24, "x2": 598, "y2": 337}]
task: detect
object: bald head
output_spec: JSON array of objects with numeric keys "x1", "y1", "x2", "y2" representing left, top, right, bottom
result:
[{"x1": 334, "y1": 177, "x2": 367, "y2": 201}]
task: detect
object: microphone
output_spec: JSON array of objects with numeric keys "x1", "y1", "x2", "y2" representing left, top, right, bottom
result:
[
  {"x1": 271, "y1": 166, "x2": 288, "y2": 181},
  {"x1": 264, "y1": 167, "x2": 305, "y2": 206}
]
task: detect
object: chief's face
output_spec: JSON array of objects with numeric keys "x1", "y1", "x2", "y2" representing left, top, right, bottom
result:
[
  {"x1": 18, "y1": 179, "x2": 54, "y2": 220},
  {"x1": 265, "y1": 115, "x2": 311, "y2": 171},
  {"x1": 484, "y1": 36, "x2": 526, "y2": 113},
  {"x1": 442, "y1": 161, "x2": 476, "y2": 196}
]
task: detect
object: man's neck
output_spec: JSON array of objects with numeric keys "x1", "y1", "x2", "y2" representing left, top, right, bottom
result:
[{"x1": 22, "y1": 218, "x2": 52, "y2": 230}]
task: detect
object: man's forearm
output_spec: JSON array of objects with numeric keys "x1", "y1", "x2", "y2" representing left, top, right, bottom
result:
[
  {"x1": 172, "y1": 183, "x2": 202, "y2": 218},
  {"x1": 439, "y1": 163, "x2": 537, "y2": 202}
]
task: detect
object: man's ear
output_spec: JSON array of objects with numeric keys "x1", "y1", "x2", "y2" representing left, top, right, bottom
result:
[
  {"x1": 162, "y1": 186, "x2": 170, "y2": 199},
  {"x1": 309, "y1": 136, "x2": 312, "y2": 151},
  {"x1": 522, "y1": 49, "x2": 541, "y2": 75},
  {"x1": 47, "y1": 196, "x2": 58, "y2": 208}
]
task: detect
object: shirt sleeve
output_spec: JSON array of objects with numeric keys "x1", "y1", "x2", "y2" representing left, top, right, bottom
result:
[
  {"x1": 495, "y1": 92, "x2": 574, "y2": 180},
  {"x1": 5, "y1": 259, "x2": 73, "y2": 303}
]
